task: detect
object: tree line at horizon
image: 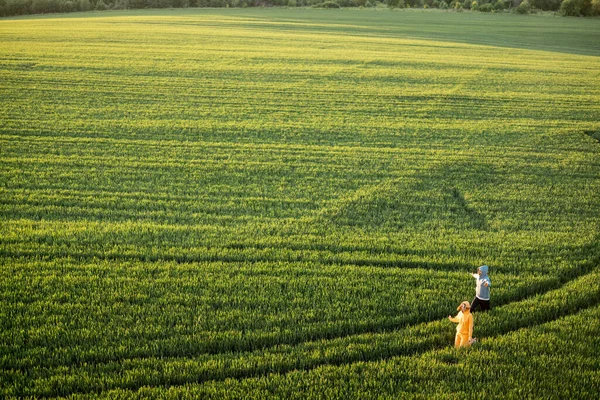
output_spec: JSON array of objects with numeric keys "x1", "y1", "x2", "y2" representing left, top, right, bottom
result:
[{"x1": 1, "y1": 0, "x2": 599, "y2": 18}]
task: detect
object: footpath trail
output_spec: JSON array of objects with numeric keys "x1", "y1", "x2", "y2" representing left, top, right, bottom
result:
[{"x1": 7, "y1": 266, "x2": 600, "y2": 398}]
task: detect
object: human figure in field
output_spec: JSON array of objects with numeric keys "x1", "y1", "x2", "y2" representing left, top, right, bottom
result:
[
  {"x1": 470, "y1": 265, "x2": 491, "y2": 312},
  {"x1": 448, "y1": 301, "x2": 475, "y2": 348}
]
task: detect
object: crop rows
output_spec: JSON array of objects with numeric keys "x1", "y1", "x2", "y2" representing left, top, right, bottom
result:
[
  {"x1": 2, "y1": 134, "x2": 597, "y2": 275},
  {"x1": 71, "y1": 304, "x2": 600, "y2": 399},
  {"x1": 1, "y1": 9, "x2": 600, "y2": 399},
  {"x1": 3, "y1": 263, "x2": 599, "y2": 397}
]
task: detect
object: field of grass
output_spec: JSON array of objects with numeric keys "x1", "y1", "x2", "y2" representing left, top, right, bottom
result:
[{"x1": 1, "y1": 8, "x2": 600, "y2": 398}]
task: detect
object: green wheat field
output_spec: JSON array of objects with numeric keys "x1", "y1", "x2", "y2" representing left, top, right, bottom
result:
[{"x1": 1, "y1": 8, "x2": 600, "y2": 399}]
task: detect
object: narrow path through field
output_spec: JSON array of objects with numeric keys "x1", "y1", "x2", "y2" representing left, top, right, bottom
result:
[{"x1": 13, "y1": 265, "x2": 600, "y2": 398}]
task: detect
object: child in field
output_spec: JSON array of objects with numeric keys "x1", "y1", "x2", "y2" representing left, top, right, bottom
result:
[
  {"x1": 470, "y1": 265, "x2": 491, "y2": 312},
  {"x1": 448, "y1": 301, "x2": 475, "y2": 348}
]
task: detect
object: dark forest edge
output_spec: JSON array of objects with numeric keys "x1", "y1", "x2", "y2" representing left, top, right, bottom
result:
[{"x1": 1, "y1": 0, "x2": 599, "y2": 19}]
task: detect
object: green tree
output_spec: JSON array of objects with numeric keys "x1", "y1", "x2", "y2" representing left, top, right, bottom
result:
[
  {"x1": 31, "y1": 0, "x2": 47, "y2": 12},
  {"x1": 559, "y1": 0, "x2": 591, "y2": 15},
  {"x1": 79, "y1": 0, "x2": 92, "y2": 9},
  {"x1": 112, "y1": 0, "x2": 129, "y2": 8},
  {"x1": 529, "y1": 0, "x2": 561, "y2": 10},
  {"x1": 387, "y1": 0, "x2": 405, "y2": 7},
  {"x1": 514, "y1": 0, "x2": 530, "y2": 12},
  {"x1": 94, "y1": 0, "x2": 108, "y2": 8}
]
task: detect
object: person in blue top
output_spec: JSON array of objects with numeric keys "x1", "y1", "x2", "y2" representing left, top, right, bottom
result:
[{"x1": 470, "y1": 265, "x2": 491, "y2": 312}]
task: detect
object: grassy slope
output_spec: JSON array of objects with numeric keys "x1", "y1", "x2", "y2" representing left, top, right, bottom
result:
[
  {"x1": 84, "y1": 280, "x2": 600, "y2": 399},
  {"x1": 1, "y1": 9, "x2": 599, "y2": 398}
]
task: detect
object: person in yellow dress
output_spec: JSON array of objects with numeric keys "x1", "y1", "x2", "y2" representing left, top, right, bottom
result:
[{"x1": 448, "y1": 300, "x2": 475, "y2": 348}]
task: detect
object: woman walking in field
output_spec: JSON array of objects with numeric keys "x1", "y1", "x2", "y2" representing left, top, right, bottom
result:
[{"x1": 448, "y1": 301, "x2": 475, "y2": 348}]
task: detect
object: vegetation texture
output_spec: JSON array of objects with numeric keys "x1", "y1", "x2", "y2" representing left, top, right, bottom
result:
[
  {"x1": 3, "y1": 0, "x2": 600, "y2": 19},
  {"x1": 1, "y1": 9, "x2": 600, "y2": 399}
]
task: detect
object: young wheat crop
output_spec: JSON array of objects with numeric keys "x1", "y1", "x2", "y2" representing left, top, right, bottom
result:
[{"x1": 1, "y1": 8, "x2": 599, "y2": 399}]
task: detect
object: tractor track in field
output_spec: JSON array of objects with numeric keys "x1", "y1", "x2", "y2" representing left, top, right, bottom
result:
[
  {"x1": 129, "y1": 292, "x2": 600, "y2": 398},
  {"x1": 9, "y1": 262, "x2": 599, "y2": 398},
  {"x1": 0, "y1": 247, "x2": 475, "y2": 272},
  {"x1": 3, "y1": 243, "x2": 588, "y2": 276}
]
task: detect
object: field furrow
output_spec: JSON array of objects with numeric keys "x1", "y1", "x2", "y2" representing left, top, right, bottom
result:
[
  {"x1": 1, "y1": 9, "x2": 599, "y2": 399},
  {"x1": 3, "y1": 265, "x2": 598, "y2": 398}
]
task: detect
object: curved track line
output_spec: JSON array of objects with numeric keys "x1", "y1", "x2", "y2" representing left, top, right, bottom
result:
[{"x1": 11, "y1": 267, "x2": 600, "y2": 398}]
